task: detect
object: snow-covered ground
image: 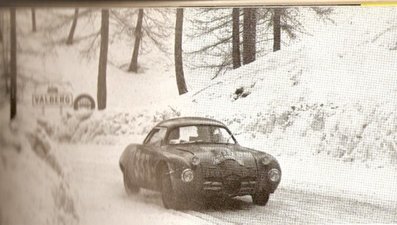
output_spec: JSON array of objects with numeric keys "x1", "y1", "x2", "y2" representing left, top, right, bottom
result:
[
  {"x1": 1, "y1": 6, "x2": 397, "y2": 225},
  {"x1": 57, "y1": 143, "x2": 219, "y2": 225},
  {"x1": 57, "y1": 142, "x2": 396, "y2": 225},
  {"x1": 0, "y1": 106, "x2": 79, "y2": 225}
]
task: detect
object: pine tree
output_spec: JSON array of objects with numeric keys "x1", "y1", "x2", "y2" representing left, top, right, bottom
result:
[
  {"x1": 269, "y1": 7, "x2": 333, "y2": 52},
  {"x1": 186, "y1": 8, "x2": 237, "y2": 78},
  {"x1": 232, "y1": 8, "x2": 241, "y2": 69},
  {"x1": 10, "y1": 8, "x2": 17, "y2": 119},
  {"x1": 174, "y1": 8, "x2": 188, "y2": 95},
  {"x1": 111, "y1": 9, "x2": 173, "y2": 72},
  {"x1": 31, "y1": 8, "x2": 36, "y2": 32},
  {"x1": 97, "y1": 9, "x2": 109, "y2": 110},
  {"x1": 0, "y1": 11, "x2": 9, "y2": 94},
  {"x1": 66, "y1": 8, "x2": 79, "y2": 45},
  {"x1": 128, "y1": 9, "x2": 143, "y2": 72},
  {"x1": 242, "y1": 8, "x2": 256, "y2": 65},
  {"x1": 272, "y1": 8, "x2": 281, "y2": 52}
]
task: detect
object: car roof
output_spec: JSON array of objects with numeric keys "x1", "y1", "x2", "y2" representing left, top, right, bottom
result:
[{"x1": 155, "y1": 117, "x2": 226, "y2": 129}]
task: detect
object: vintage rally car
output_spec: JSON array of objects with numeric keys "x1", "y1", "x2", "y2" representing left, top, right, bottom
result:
[{"x1": 119, "y1": 117, "x2": 281, "y2": 209}]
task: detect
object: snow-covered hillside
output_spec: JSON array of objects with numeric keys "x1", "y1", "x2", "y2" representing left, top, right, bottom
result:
[{"x1": 180, "y1": 7, "x2": 397, "y2": 167}]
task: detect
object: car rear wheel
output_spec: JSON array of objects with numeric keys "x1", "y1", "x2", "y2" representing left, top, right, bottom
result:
[
  {"x1": 160, "y1": 166, "x2": 185, "y2": 210},
  {"x1": 123, "y1": 172, "x2": 139, "y2": 195},
  {"x1": 252, "y1": 191, "x2": 270, "y2": 206}
]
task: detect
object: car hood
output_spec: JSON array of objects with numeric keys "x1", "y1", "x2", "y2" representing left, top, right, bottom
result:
[{"x1": 166, "y1": 144, "x2": 258, "y2": 167}]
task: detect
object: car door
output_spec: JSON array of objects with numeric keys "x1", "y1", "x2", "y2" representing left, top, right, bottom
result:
[{"x1": 135, "y1": 127, "x2": 167, "y2": 189}]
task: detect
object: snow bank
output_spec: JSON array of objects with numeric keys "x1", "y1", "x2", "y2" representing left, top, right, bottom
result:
[
  {"x1": 0, "y1": 106, "x2": 79, "y2": 225},
  {"x1": 41, "y1": 106, "x2": 181, "y2": 144},
  {"x1": 184, "y1": 12, "x2": 397, "y2": 167},
  {"x1": 211, "y1": 100, "x2": 397, "y2": 167}
]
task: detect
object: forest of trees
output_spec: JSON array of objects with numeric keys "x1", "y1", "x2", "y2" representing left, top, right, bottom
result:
[
  {"x1": 186, "y1": 7, "x2": 332, "y2": 78},
  {"x1": 0, "y1": 7, "x2": 332, "y2": 119}
]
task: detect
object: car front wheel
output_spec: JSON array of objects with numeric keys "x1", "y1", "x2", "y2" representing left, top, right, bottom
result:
[
  {"x1": 123, "y1": 172, "x2": 139, "y2": 195},
  {"x1": 251, "y1": 191, "x2": 270, "y2": 206},
  {"x1": 160, "y1": 166, "x2": 185, "y2": 210}
]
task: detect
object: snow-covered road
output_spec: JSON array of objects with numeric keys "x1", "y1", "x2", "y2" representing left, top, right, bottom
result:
[{"x1": 58, "y1": 143, "x2": 397, "y2": 225}]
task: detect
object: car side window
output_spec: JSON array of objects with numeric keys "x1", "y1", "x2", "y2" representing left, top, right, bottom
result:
[{"x1": 145, "y1": 127, "x2": 167, "y2": 146}]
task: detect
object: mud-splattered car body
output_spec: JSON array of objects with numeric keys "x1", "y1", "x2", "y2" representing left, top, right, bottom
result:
[{"x1": 119, "y1": 117, "x2": 281, "y2": 209}]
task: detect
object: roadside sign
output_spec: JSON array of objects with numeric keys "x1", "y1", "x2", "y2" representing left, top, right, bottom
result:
[
  {"x1": 32, "y1": 86, "x2": 73, "y2": 115},
  {"x1": 73, "y1": 94, "x2": 95, "y2": 110},
  {"x1": 31, "y1": 87, "x2": 95, "y2": 114},
  {"x1": 32, "y1": 92, "x2": 73, "y2": 106}
]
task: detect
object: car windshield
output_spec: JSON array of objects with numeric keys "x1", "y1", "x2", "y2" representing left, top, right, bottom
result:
[{"x1": 167, "y1": 125, "x2": 236, "y2": 145}]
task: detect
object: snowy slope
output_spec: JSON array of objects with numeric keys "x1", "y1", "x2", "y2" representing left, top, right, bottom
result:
[
  {"x1": 0, "y1": 106, "x2": 79, "y2": 225},
  {"x1": 185, "y1": 39, "x2": 397, "y2": 165},
  {"x1": 179, "y1": 7, "x2": 397, "y2": 167}
]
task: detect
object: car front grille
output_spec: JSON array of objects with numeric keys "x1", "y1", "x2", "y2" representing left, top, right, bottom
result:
[{"x1": 200, "y1": 159, "x2": 257, "y2": 195}]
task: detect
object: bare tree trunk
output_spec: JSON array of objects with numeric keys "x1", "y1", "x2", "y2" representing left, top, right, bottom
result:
[
  {"x1": 31, "y1": 8, "x2": 36, "y2": 32},
  {"x1": 0, "y1": 13, "x2": 7, "y2": 94},
  {"x1": 242, "y1": 8, "x2": 256, "y2": 65},
  {"x1": 128, "y1": 9, "x2": 144, "y2": 73},
  {"x1": 10, "y1": 8, "x2": 17, "y2": 120},
  {"x1": 97, "y1": 9, "x2": 109, "y2": 110},
  {"x1": 0, "y1": 12, "x2": 9, "y2": 94},
  {"x1": 273, "y1": 8, "x2": 281, "y2": 52},
  {"x1": 174, "y1": 8, "x2": 187, "y2": 95},
  {"x1": 66, "y1": 8, "x2": 79, "y2": 45},
  {"x1": 232, "y1": 8, "x2": 241, "y2": 69}
]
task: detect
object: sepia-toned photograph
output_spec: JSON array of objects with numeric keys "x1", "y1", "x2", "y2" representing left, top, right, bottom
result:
[{"x1": 0, "y1": 3, "x2": 397, "y2": 225}]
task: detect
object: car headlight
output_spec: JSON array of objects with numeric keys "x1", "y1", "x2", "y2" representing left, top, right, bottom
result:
[
  {"x1": 261, "y1": 155, "x2": 272, "y2": 165},
  {"x1": 181, "y1": 169, "x2": 194, "y2": 183},
  {"x1": 191, "y1": 156, "x2": 200, "y2": 166},
  {"x1": 268, "y1": 168, "x2": 281, "y2": 182}
]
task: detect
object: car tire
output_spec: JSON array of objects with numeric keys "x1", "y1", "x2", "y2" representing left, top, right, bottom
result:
[
  {"x1": 123, "y1": 172, "x2": 139, "y2": 195},
  {"x1": 252, "y1": 191, "x2": 270, "y2": 206},
  {"x1": 160, "y1": 166, "x2": 184, "y2": 210}
]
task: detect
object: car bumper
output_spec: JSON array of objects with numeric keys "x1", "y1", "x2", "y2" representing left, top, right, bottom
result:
[{"x1": 169, "y1": 168, "x2": 280, "y2": 198}]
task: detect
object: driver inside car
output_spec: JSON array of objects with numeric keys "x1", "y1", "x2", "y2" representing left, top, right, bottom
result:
[{"x1": 189, "y1": 126, "x2": 210, "y2": 142}]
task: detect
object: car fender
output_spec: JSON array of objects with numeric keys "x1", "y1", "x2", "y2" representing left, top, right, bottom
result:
[
  {"x1": 252, "y1": 152, "x2": 281, "y2": 193},
  {"x1": 119, "y1": 144, "x2": 139, "y2": 172},
  {"x1": 152, "y1": 152, "x2": 192, "y2": 191},
  {"x1": 156, "y1": 151, "x2": 191, "y2": 175}
]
